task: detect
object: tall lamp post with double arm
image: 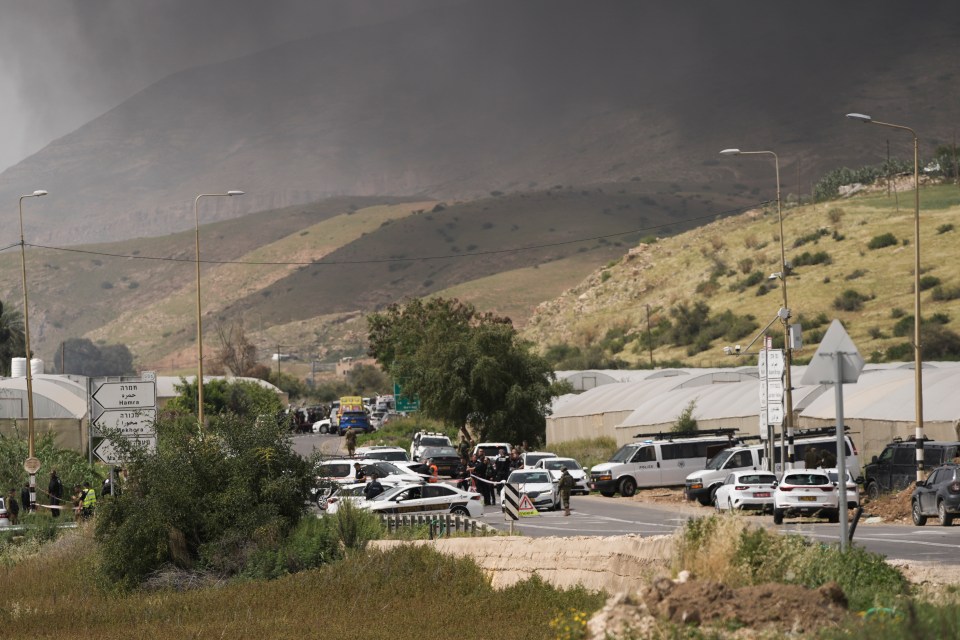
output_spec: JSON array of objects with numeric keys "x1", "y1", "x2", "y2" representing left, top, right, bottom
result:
[
  {"x1": 194, "y1": 191, "x2": 244, "y2": 427},
  {"x1": 846, "y1": 113, "x2": 924, "y2": 481}
]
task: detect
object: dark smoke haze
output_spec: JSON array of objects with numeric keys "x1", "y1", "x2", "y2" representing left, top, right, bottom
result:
[{"x1": 0, "y1": 0, "x2": 446, "y2": 170}]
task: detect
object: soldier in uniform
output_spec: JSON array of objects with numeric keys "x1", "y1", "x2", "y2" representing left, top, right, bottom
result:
[
  {"x1": 558, "y1": 466, "x2": 575, "y2": 516},
  {"x1": 345, "y1": 428, "x2": 357, "y2": 457}
]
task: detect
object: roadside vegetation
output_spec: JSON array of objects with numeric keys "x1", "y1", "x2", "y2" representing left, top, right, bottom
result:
[{"x1": 550, "y1": 437, "x2": 618, "y2": 471}]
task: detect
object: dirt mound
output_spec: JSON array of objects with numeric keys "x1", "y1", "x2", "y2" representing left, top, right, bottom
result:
[
  {"x1": 862, "y1": 483, "x2": 916, "y2": 523},
  {"x1": 589, "y1": 575, "x2": 851, "y2": 639}
]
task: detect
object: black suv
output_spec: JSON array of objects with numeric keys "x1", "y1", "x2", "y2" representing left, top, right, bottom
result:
[
  {"x1": 864, "y1": 439, "x2": 960, "y2": 499},
  {"x1": 911, "y1": 463, "x2": 960, "y2": 526}
]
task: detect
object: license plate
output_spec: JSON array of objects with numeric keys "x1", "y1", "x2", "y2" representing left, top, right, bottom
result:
[
  {"x1": 799, "y1": 496, "x2": 817, "y2": 502},
  {"x1": 588, "y1": 483, "x2": 595, "y2": 490},
  {"x1": 753, "y1": 492, "x2": 770, "y2": 498}
]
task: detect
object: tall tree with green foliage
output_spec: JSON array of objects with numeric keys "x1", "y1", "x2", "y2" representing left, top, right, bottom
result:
[
  {"x1": 51, "y1": 337, "x2": 135, "y2": 376},
  {"x1": 165, "y1": 377, "x2": 284, "y2": 420},
  {"x1": 367, "y1": 297, "x2": 558, "y2": 444}
]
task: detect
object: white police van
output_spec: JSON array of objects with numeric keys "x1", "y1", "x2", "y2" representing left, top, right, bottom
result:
[
  {"x1": 589, "y1": 431, "x2": 738, "y2": 498},
  {"x1": 684, "y1": 427, "x2": 860, "y2": 506}
]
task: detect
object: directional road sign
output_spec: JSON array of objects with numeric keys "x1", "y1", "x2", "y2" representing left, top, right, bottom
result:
[
  {"x1": 93, "y1": 381, "x2": 156, "y2": 409},
  {"x1": 758, "y1": 349, "x2": 785, "y2": 379},
  {"x1": 93, "y1": 436, "x2": 157, "y2": 466},
  {"x1": 92, "y1": 409, "x2": 157, "y2": 437},
  {"x1": 766, "y1": 402, "x2": 784, "y2": 426},
  {"x1": 759, "y1": 379, "x2": 785, "y2": 404}
]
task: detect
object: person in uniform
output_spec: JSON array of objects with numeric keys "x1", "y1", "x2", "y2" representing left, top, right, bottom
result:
[
  {"x1": 345, "y1": 428, "x2": 357, "y2": 457},
  {"x1": 558, "y1": 466, "x2": 575, "y2": 516}
]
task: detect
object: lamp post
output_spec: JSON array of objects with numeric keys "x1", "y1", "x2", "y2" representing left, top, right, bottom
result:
[
  {"x1": 194, "y1": 191, "x2": 244, "y2": 427},
  {"x1": 18, "y1": 189, "x2": 47, "y2": 509},
  {"x1": 846, "y1": 113, "x2": 924, "y2": 481},
  {"x1": 720, "y1": 149, "x2": 796, "y2": 469}
]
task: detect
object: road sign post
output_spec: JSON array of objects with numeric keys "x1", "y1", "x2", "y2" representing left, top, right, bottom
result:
[{"x1": 89, "y1": 377, "x2": 158, "y2": 466}]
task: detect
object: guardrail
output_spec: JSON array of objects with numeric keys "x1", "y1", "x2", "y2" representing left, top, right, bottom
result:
[{"x1": 379, "y1": 514, "x2": 496, "y2": 538}]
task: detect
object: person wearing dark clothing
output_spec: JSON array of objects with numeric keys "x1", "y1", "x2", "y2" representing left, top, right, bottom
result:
[
  {"x1": 558, "y1": 467, "x2": 575, "y2": 516},
  {"x1": 21, "y1": 484, "x2": 31, "y2": 514},
  {"x1": 7, "y1": 490, "x2": 19, "y2": 525},
  {"x1": 494, "y1": 449, "x2": 511, "y2": 482},
  {"x1": 48, "y1": 470, "x2": 64, "y2": 518},
  {"x1": 363, "y1": 474, "x2": 384, "y2": 500},
  {"x1": 472, "y1": 454, "x2": 492, "y2": 506},
  {"x1": 804, "y1": 447, "x2": 819, "y2": 470},
  {"x1": 353, "y1": 462, "x2": 366, "y2": 482},
  {"x1": 510, "y1": 450, "x2": 523, "y2": 470}
]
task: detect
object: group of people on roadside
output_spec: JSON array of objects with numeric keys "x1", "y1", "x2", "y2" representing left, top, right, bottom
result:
[{"x1": 4, "y1": 468, "x2": 123, "y2": 523}]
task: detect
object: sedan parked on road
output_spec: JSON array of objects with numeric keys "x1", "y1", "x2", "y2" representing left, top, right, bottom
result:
[
  {"x1": 502, "y1": 470, "x2": 559, "y2": 512},
  {"x1": 535, "y1": 457, "x2": 589, "y2": 495},
  {"x1": 912, "y1": 463, "x2": 960, "y2": 526},
  {"x1": 713, "y1": 471, "x2": 778, "y2": 513},
  {"x1": 364, "y1": 483, "x2": 484, "y2": 518},
  {"x1": 773, "y1": 471, "x2": 840, "y2": 524}
]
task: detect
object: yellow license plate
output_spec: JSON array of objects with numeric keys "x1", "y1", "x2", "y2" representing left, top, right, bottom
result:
[{"x1": 799, "y1": 496, "x2": 817, "y2": 502}]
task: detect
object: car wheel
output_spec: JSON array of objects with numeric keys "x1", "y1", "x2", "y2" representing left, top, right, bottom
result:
[
  {"x1": 938, "y1": 500, "x2": 954, "y2": 527},
  {"x1": 827, "y1": 511, "x2": 840, "y2": 524},
  {"x1": 600, "y1": 491, "x2": 615, "y2": 498},
  {"x1": 619, "y1": 477, "x2": 637, "y2": 498},
  {"x1": 450, "y1": 506, "x2": 470, "y2": 517},
  {"x1": 912, "y1": 499, "x2": 927, "y2": 526},
  {"x1": 696, "y1": 495, "x2": 712, "y2": 507},
  {"x1": 773, "y1": 509, "x2": 784, "y2": 525},
  {"x1": 319, "y1": 424, "x2": 329, "y2": 435},
  {"x1": 709, "y1": 485, "x2": 720, "y2": 506},
  {"x1": 866, "y1": 481, "x2": 880, "y2": 501}
]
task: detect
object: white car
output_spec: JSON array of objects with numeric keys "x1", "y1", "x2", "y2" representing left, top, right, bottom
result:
[
  {"x1": 364, "y1": 483, "x2": 484, "y2": 518},
  {"x1": 355, "y1": 446, "x2": 409, "y2": 462},
  {"x1": 535, "y1": 457, "x2": 589, "y2": 495},
  {"x1": 822, "y1": 468, "x2": 860, "y2": 508},
  {"x1": 410, "y1": 432, "x2": 453, "y2": 461},
  {"x1": 521, "y1": 451, "x2": 557, "y2": 469},
  {"x1": 322, "y1": 482, "x2": 371, "y2": 514},
  {"x1": 501, "y1": 469, "x2": 559, "y2": 511},
  {"x1": 773, "y1": 470, "x2": 840, "y2": 524},
  {"x1": 713, "y1": 470, "x2": 778, "y2": 513},
  {"x1": 312, "y1": 418, "x2": 332, "y2": 434}
]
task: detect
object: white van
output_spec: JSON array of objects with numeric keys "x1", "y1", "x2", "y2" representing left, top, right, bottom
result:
[
  {"x1": 589, "y1": 434, "x2": 736, "y2": 498},
  {"x1": 684, "y1": 430, "x2": 860, "y2": 506}
]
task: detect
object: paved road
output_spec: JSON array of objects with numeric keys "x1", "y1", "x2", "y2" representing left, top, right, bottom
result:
[{"x1": 292, "y1": 434, "x2": 960, "y2": 565}]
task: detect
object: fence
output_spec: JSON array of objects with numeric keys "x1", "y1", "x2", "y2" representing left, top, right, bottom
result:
[{"x1": 379, "y1": 513, "x2": 496, "y2": 538}]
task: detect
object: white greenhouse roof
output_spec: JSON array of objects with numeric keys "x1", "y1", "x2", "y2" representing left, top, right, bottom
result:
[{"x1": 0, "y1": 376, "x2": 88, "y2": 419}]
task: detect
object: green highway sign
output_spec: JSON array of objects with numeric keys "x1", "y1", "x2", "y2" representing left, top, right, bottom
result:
[{"x1": 393, "y1": 382, "x2": 420, "y2": 413}]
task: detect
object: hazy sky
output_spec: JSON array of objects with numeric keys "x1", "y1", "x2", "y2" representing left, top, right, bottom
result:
[{"x1": 0, "y1": 0, "x2": 445, "y2": 171}]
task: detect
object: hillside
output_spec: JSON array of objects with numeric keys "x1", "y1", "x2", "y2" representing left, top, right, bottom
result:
[
  {"x1": 1, "y1": 3, "x2": 959, "y2": 247},
  {"x1": 524, "y1": 183, "x2": 960, "y2": 367},
  {"x1": 0, "y1": 183, "x2": 748, "y2": 371}
]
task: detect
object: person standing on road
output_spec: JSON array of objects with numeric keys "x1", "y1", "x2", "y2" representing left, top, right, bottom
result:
[
  {"x1": 6, "y1": 489, "x2": 19, "y2": 525},
  {"x1": 804, "y1": 447, "x2": 819, "y2": 470},
  {"x1": 473, "y1": 453, "x2": 491, "y2": 505},
  {"x1": 558, "y1": 466, "x2": 575, "y2": 516},
  {"x1": 48, "y1": 469, "x2": 63, "y2": 519},
  {"x1": 345, "y1": 428, "x2": 357, "y2": 457}
]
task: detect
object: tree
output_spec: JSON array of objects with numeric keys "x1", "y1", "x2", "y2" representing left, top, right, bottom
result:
[
  {"x1": 346, "y1": 364, "x2": 389, "y2": 395},
  {"x1": 51, "y1": 337, "x2": 135, "y2": 376},
  {"x1": 0, "y1": 301, "x2": 26, "y2": 376},
  {"x1": 215, "y1": 321, "x2": 259, "y2": 376},
  {"x1": 165, "y1": 377, "x2": 284, "y2": 420},
  {"x1": 367, "y1": 297, "x2": 557, "y2": 444}
]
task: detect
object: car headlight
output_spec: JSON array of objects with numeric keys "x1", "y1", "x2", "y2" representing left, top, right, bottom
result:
[
  {"x1": 596, "y1": 474, "x2": 612, "y2": 481},
  {"x1": 688, "y1": 482, "x2": 703, "y2": 490}
]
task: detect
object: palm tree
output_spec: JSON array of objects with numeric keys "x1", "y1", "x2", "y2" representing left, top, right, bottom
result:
[{"x1": 0, "y1": 300, "x2": 27, "y2": 376}]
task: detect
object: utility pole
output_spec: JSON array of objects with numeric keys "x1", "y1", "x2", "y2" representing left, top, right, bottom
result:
[
  {"x1": 276, "y1": 343, "x2": 282, "y2": 381},
  {"x1": 645, "y1": 304, "x2": 654, "y2": 367}
]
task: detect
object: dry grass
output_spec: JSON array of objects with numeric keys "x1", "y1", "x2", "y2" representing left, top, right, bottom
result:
[{"x1": 0, "y1": 526, "x2": 603, "y2": 639}]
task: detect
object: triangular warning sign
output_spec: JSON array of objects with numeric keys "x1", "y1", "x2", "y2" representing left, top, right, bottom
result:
[{"x1": 518, "y1": 493, "x2": 539, "y2": 517}]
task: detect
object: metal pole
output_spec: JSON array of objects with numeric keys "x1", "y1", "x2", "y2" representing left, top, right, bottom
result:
[
  {"x1": 912, "y1": 134, "x2": 924, "y2": 482},
  {"x1": 645, "y1": 304, "x2": 653, "y2": 367},
  {"x1": 835, "y1": 353, "x2": 849, "y2": 551},
  {"x1": 194, "y1": 195, "x2": 206, "y2": 428}
]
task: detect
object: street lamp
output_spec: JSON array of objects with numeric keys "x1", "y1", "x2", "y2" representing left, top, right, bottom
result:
[
  {"x1": 194, "y1": 190, "x2": 244, "y2": 427},
  {"x1": 18, "y1": 189, "x2": 47, "y2": 509},
  {"x1": 846, "y1": 112, "x2": 924, "y2": 481},
  {"x1": 720, "y1": 149, "x2": 796, "y2": 468}
]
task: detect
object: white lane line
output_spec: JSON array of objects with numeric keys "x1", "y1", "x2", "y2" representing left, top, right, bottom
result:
[{"x1": 802, "y1": 532, "x2": 960, "y2": 550}]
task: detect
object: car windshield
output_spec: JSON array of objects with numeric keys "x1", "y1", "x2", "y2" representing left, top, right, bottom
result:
[
  {"x1": 340, "y1": 485, "x2": 368, "y2": 497},
  {"x1": 706, "y1": 449, "x2": 734, "y2": 470},
  {"x1": 826, "y1": 471, "x2": 852, "y2": 483},
  {"x1": 422, "y1": 446, "x2": 458, "y2": 457},
  {"x1": 609, "y1": 445, "x2": 639, "y2": 463},
  {"x1": 421, "y1": 437, "x2": 449, "y2": 448},
  {"x1": 508, "y1": 471, "x2": 551, "y2": 484},
  {"x1": 363, "y1": 450, "x2": 408, "y2": 461},
  {"x1": 543, "y1": 459, "x2": 581, "y2": 471},
  {"x1": 369, "y1": 486, "x2": 402, "y2": 502},
  {"x1": 525, "y1": 454, "x2": 555, "y2": 466},
  {"x1": 739, "y1": 474, "x2": 777, "y2": 485},
  {"x1": 316, "y1": 464, "x2": 351, "y2": 477},
  {"x1": 368, "y1": 462, "x2": 406, "y2": 476},
  {"x1": 784, "y1": 473, "x2": 830, "y2": 486}
]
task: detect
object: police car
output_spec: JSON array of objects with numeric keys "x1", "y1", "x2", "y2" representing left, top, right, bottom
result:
[{"x1": 363, "y1": 483, "x2": 484, "y2": 518}]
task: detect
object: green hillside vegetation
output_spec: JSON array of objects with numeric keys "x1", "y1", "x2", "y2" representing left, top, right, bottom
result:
[
  {"x1": 526, "y1": 183, "x2": 960, "y2": 367},
  {"x1": 0, "y1": 183, "x2": 747, "y2": 373}
]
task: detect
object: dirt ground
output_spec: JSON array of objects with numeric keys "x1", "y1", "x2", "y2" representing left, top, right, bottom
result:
[{"x1": 589, "y1": 575, "x2": 852, "y2": 640}]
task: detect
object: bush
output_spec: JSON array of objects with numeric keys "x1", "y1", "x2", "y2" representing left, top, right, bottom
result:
[
  {"x1": 937, "y1": 223, "x2": 955, "y2": 234},
  {"x1": 867, "y1": 233, "x2": 898, "y2": 249},
  {"x1": 549, "y1": 437, "x2": 618, "y2": 472},
  {"x1": 932, "y1": 285, "x2": 960, "y2": 301},
  {"x1": 672, "y1": 401, "x2": 698, "y2": 434},
  {"x1": 833, "y1": 289, "x2": 872, "y2": 311},
  {"x1": 919, "y1": 275, "x2": 942, "y2": 291},
  {"x1": 95, "y1": 410, "x2": 313, "y2": 588},
  {"x1": 793, "y1": 250, "x2": 832, "y2": 266},
  {"x1": 792, "y1": 228, "x2": 829, "y2": 248},
  {"x1": 845, "y1": 269, "x2": 867, "y2": 281},
  {"x1": 244, "y1": 516, "x2": 342, "y2": 579}
]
